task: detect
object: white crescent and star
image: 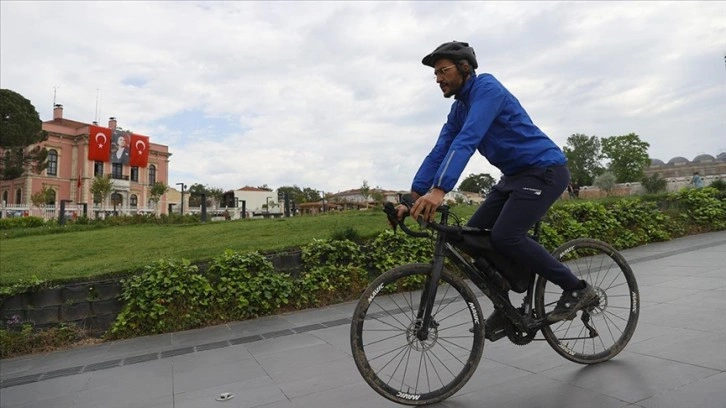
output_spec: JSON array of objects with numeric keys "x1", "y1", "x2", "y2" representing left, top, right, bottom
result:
[
  {"x1": 94, "y1": 133, "x2": 107, "y2": 148},
  {"x1": 135, "y1": 140, "x2": 146, "y2": 155}
]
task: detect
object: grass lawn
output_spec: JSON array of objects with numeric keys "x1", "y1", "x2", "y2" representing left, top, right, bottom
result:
[{"x1": 0, "y1": 206, "x2": 478, "y2": 286}]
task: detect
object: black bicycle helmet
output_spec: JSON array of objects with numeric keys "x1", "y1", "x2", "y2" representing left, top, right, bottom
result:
[{"x1": 421, "y1": 41, "x2": 478, "y2": 69}]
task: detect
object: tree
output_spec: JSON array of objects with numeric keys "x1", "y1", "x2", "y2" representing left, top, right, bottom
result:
[
  {"x1": 302, "y1": 187, "x2": 322, "y2": 203},
  {"x1": 370, "y1": 189, "x2": 385, "y2": 204},
  {"x1": 360, "y1": 180, "x2": 371, "y2": 208},
  {"x1": 187, "y1": 183, "x2": 224, "y2": 208},
  {"x1": 641, "y1": 173, "x2": 667, "y2": 194},
  {"x1": 0, "y1": 89, "x2": 49, "y2": 180},
  {"x1": 458, "y1": 173, "x2": 496, "y2": 194},
  {"x1": 278, "y1": 185, "x2": 305, "y2": 204},
  {"x1": 601, "y1": 133, "x2": 651, "y2": 183},
  {"x1": 563, "y1": 133, "x2": 603, "y2": 186},
  {"x1": 149, "y1": 181, "x2": 169, "y2": 209},
  {"x1": 278, "y1": 185, "x2": 322, "y2": 203},
  {"x1": 593, "y1": 171, "x2": 616, "y2": 196},
  {"x1": 30, "y1": 186, "x2": 55, "y2": 209},
  {"x1": 90, "y1": 175, "x2": 113, "y2": 217}
]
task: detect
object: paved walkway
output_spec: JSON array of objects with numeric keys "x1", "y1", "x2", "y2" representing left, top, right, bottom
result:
[{"x1": 1, "y1": 231, "x2": 725, "y2": 408}]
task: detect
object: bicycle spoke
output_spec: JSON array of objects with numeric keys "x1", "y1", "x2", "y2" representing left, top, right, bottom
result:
[
  {"x1": 352, "y1": 265, "x2": 484, "y2": 404},
  {"x1": 368, "y1": 342, "x2": 409, "y2": 364},
  {"x1": 536, "y1": 239, "x2": 639, "y2": 364}
]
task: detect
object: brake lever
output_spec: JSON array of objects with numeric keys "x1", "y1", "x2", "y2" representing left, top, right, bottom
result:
[{"x1": 382, "y1": 202, "x2": 399, "y2": 233}]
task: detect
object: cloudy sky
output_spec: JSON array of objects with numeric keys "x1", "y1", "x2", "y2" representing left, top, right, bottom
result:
[{"x1": 1, "y1": 1, "x2": 724, "y2": 193}]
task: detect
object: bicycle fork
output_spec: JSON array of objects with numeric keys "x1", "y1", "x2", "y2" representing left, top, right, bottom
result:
[{"x1": 414, "y1": 240, "x2": 447, "y2": 341}]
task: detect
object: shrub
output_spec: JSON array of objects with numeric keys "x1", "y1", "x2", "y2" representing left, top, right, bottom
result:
[
  {"x1": 364, "y1": 229, "x2": 434, "y2": 277},
  {"x1": 0, "y1": 216, "x2": 46, "y2": 230},
  {"x1": 109, "y1": 259, "x2": 213, "y2": 338},
  {"x1": 301, "y1": 238, "x2": 364, "y2": 269},
  {"x1": 667, "y1": 187, "x2": 726, "y2": 232},
  {"x1": 207, "y1": 250, "x2": 294, "y2": 320},
  {"x1": 709, "y1": 179, "x2": 726, "y2": 193},
  {"x1": 294, "y1": 265, "x2": 368, "y2": 309},
  {"x1": 642, "y1": 173, "x2": 667, "y2": 194},
  {"x1": 593, "y1": 172, "x2": 617, "y2": 195},
  {"x1": 0, "y1": 322, "x2": 88, "y2": 359},
  {"x1": 330, "y1": 226, "x2": 362, "y2": 243}
]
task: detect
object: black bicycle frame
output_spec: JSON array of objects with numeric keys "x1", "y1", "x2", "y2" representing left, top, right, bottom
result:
[{"x1": 415, "y1": 217, "x2": 547, "y2": 339}]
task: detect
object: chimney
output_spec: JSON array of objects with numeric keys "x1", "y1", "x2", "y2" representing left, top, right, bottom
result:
[
  {"x1": 53, "y1": 104, "x2": 63, "y2": 120},
  {"x1": 109, "y1": 117, "x2": 117, "y2": 130}
]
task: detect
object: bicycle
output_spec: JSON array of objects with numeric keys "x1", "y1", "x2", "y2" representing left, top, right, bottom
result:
[{"x1": 350, "y1": 196, "x2": 640, "y2": 405}]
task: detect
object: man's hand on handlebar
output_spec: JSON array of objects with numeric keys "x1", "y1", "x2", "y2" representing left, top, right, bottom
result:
[{"x1": 411, "y1": 188, "x2": 445, "y2": 223}]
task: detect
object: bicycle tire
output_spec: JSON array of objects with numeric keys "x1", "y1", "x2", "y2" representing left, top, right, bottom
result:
[
  {"x1": 350, "y1": 263, "x2": 484, "y2": 405},
  {"x1": 534, "y1": 238, "x2": 640, "y2": 364}
]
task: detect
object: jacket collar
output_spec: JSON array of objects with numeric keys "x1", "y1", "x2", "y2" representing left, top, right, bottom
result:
[{"x1": 455, "y1": 73, "x2": 476, "y2": 101}]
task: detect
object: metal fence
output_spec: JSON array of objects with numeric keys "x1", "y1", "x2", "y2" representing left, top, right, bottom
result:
[{"x1": 0, "y1": 204, "x2": 159, "y2": 221}]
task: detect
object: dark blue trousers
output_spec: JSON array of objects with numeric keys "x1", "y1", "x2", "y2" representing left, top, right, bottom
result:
[{"x1": 466, "y1": 164, "x2": 579, "y2": 290}]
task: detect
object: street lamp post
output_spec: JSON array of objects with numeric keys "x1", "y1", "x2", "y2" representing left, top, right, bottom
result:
[
  {"x1": 112, "y1": 190, "x2": 119, "y2": 216},
  {"x1": 176, "y1": 183, "x2": 186, "y2": 215}
]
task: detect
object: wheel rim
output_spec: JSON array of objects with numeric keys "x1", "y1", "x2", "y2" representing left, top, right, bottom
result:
[
  {"x1": 537, "y1": 240, "x2": 639, "y2": 362},
  {"x1": 352, "y1": 268, "x2": 483, "y2": 404}
]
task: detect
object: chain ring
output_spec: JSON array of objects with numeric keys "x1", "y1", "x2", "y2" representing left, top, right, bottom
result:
[{"x1": 504, "y1": 322, "x2": 537, "y2": 346}]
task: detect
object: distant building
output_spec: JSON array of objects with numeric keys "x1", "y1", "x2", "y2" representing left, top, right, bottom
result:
[
  {"x1": 222, "y1": 186, "x2": 282, "y2": 218},
  {"x1": 0, "y1": 105, "x2": 172, "y2": 218},
  {"x1": 643, "y1": 153, "x2": 726, "y2": 179}
]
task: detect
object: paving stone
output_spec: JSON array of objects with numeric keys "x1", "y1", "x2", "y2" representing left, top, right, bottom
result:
[
  {"x1": 637, "y1": 371, "x2": 726, "y2": 408},
  {"x1": 0, "y1": 232, "x2": 723, "y2": 408},
  {"x1": 540, "y1": 351, "x2": 720, "y2": 403}
]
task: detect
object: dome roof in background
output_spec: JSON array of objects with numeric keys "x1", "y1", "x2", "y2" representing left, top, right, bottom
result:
[
  {"x1": 693, "y1": 154, "x2": 715, "y2": 163},
  {"x1": 667, "y1": 156, "x2": 689, "y2": 165}
]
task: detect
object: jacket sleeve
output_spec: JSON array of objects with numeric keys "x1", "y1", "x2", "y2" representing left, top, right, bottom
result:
[
  {"x1": 411, "y1": 104, "x2": 460, "y2": 196},
  {"x1": 431, "y1": 80, "x2": 506, "y2": 192}
]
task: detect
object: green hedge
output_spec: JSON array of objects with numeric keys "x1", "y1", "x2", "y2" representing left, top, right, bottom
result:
[{"x1": 6, "y1": 187, "x2": 726, "y2": 343}]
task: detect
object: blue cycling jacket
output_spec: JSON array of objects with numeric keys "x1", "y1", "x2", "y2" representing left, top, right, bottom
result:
[{"x1": 411, "y1": 73, "x2": 566, "y2": 195}]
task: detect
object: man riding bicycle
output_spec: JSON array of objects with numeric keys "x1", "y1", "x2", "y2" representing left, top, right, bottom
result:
[{"x1": 399, "y1": 41, "x2": 596, "y2": 335}]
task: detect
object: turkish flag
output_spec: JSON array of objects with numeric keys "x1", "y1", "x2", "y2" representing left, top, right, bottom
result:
[
  {"x1": 130, "y1": 134, "x2": 150, "y2": 167},
  {"x1": 88, "y1": 125, "x2": 112, "y2": 162}
]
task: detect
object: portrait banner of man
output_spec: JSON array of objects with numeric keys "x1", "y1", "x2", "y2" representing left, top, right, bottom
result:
[{"x1": 111, "y1": 129, "x2": 131, "y2": 165}]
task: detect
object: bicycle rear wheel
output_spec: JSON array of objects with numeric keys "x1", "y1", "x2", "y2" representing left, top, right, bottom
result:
[
  {"x1": 535, "y1": 238, "x2": 640, "y2": 364},
  {"x1": 350, "y1": 263, "x2": 484, "y2": 406}
]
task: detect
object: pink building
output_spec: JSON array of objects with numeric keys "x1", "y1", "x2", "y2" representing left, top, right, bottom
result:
[{"x1": 0, "y1": 105, "x2": 172, "y2": 218}]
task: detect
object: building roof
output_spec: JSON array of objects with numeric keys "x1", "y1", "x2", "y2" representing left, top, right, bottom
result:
[
  {"x1": 650, "y1": 158, "x2": 665, "y2": 166},
  {"x1": 236, "y1": 186, "x2": 273, "y2": 192},
  {"x1": 43, "y1": 118, "x2": 89, "y2": 130},
  {"x1": 667, "y1": 156, "x2": 689, "y2": 165},
  {"x1": 693, "y1": 154, "x2": 715, "y2": 163}
]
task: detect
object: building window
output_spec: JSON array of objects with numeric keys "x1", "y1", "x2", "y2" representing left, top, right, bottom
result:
[
  {"x1": 112, "y1": 163, "x2": 123, "y2": 179},
  {"x1": 94, "y1": 161, "x2": 104, "y2": 176},
  {"x1": 131, "y1": 166, "x2": 139, "y2": 182},
  {"x1": 15, "y1": 188, "x2": 21, "y2": 204},
  {"x1": 148, "y1": 165, "x2": 156, "y2": 185},
  {"x1": 2, "y1": 190, "x2": 7, "y2": 205},
  {"x1": 46, "y1": 189, "x2": 56, "y2": 206},
  {"x1": 47, "y1": 150, "x2": 58, "y2": 176},
  {"x1": 111, "y1": 192, "x2": 123, "y2": 207},
  {"x1": 130, "y1": 194, "x2": 138, "y2": 207}
]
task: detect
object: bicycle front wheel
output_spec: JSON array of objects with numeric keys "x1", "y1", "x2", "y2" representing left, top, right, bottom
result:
[
  {"x1": 350, "y1": 263, "x2": 484, "y2": 406},
  {"x1": 535, "y1": 238, "x2": 640, "y2": 364}
]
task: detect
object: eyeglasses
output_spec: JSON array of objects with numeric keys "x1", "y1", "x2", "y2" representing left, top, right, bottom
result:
[{"x1": 433, "y1": 65, "x2": 457, "y2": 79}]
